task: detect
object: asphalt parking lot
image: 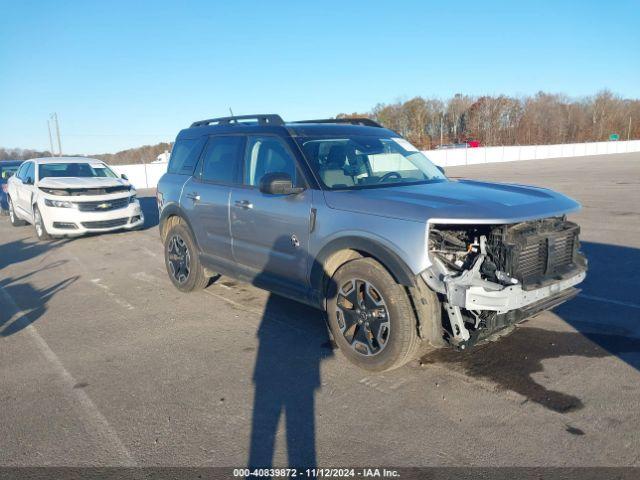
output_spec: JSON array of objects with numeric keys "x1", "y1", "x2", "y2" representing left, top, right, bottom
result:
[{"x1": 1, "y1": 152, "x2": 639, "y2": 467}]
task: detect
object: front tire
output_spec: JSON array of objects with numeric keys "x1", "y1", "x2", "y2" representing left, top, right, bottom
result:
[
  {"x1": 163, "y1": 221, "x2": 209, "y2": 292},
  {"x1": 327, "y1": 257, "x2": 420, "y2": 372},
  {"x1": 8, "y1": 197, "x2": 26, "y2": 227},
  {"x1": 33, "y1": 206, "x2": 51, "y2": 240}
]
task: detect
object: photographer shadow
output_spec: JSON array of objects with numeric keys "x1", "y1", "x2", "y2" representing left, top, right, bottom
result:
[{"x1": 248, "y1": 244, "x2": 334, "y2": 470}]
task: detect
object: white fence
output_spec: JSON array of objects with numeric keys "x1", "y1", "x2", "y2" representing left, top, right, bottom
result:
[
  {"x1": 112, "y1": 139, "x2": 640, "y2": 189},
  {"x1": 425, "y1": 139, "x2": 640, "y2": 167},
  {"x1": 111, "y1": 162, "x2": 169, "y2": 190}
]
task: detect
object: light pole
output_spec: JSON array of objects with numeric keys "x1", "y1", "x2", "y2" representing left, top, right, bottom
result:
[
  {"x1": 47, "y1": 119, "x2": 55, "y2": 156},
  {"x1": 49, "y1": 113, "x2": 62, "y2": 156}
]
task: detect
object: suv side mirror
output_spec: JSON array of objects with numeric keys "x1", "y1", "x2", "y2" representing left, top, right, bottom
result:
[
  {"x1": 121, "y1": 173, "x2": 129, "y2": 180},
  {"x1": 259, "y1": 172, "x2": 304, "y2": 195},
  {"x1": 24, "y1": 176, "x2": 34, "y2": 185}
]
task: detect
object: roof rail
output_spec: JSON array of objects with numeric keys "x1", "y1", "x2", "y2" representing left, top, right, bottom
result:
[
  {"x1": 190, "y1": 114, "x2": 284, "y2": 128},
  {"x1": 292, "y1": 117, "x2": 384, "y2": 128}
]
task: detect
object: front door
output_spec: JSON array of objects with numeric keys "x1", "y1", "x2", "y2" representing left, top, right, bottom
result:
[
  {"x1": 182, "y1": 135, "x2": 245, "y2": 265},
  {"x1": 230, "y1": 135, "x2": 312, "y2": 287},
  {"x1": 17, "y1": 161, "x2": 36, "y2": 218}
]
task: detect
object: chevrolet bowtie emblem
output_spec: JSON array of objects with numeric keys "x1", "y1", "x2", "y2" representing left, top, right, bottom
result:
[{"x1": 97, "y1": 202, "x2": 111, "y2": 209}]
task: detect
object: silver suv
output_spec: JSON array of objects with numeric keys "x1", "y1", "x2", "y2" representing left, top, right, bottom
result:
[{"x1": 157, "y1": 114, "x2": 587, "y2": 372}]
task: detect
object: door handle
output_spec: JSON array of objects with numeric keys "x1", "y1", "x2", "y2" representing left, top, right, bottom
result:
[
  {"x1": 185, "y1": 192, "x2": 200, "y2": 202},
  {"x1": 234, "y1": 200, "x2": 253, "y2": 209}
]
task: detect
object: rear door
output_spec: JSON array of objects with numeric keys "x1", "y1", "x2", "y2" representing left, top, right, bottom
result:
[
  {"x1": 181, "y1": 135, "x2": 245, "y2": 265},
  {"x1": 229, "y1": 135, "x2": 312, "y2": 287}
]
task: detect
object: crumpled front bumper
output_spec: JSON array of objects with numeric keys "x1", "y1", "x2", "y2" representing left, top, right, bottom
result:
[
  {"x1": 455, "y1": 269, "x2": 586, "y2": 314},
  {"x1": 422, "y1": 252, "x2": 587, "y2": 315},
  {"x1": 421, "y1": 253, "x2": 587, "y2": 347}
]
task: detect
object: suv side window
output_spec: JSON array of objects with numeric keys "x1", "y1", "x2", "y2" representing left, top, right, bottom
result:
[
  {"x1": 243, "y1": 136, "x2": 297, "y2": 187},
  {"x1": 199, "y1": 135, "x2": 245, "y2": 184},
  {"x1": 167, "y1": 138, "x2": 205, "y2": 175}
]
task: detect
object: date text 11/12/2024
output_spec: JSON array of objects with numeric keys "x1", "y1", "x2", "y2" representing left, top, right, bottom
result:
[{"x1": 233, "y1": 468, "x2": 400, "y2": 477}]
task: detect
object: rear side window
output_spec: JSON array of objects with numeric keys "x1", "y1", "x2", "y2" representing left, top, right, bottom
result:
[
  {"x1": 167, "y1": 138, "x2": 206, "y2": 175},
  {"x1": 199, "y1": 136, "x2": 245, "y2": 184}
]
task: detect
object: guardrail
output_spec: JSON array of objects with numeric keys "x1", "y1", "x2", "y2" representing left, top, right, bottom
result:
[{"x1": 112, "y1": 139, "x2": 640, "y2": 189}]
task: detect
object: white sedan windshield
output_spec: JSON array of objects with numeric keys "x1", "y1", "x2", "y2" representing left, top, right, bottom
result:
[{"x1": 39, "y1": 162, "x2": 118, "y2": 180}]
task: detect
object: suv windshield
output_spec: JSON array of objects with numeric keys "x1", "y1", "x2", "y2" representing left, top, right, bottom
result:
[
  {"x1": 296, "y1": 135, "x2": 446, "y2": 190},
  {"x1": 39, "y1": 162, "x2": 118, "y2": 180}
]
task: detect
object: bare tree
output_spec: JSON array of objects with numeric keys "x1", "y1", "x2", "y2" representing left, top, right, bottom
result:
[{"x1": 339, "y1": 90, "x2": 638, "y2": 149}]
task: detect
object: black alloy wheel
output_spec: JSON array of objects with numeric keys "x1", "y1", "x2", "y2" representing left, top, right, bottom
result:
[
  {"x1": 335, "y1": 278, "x2": 391, "y2": 356},
  {"x1": 167, "y1": 234, "x2": 191, "y2": 284}
]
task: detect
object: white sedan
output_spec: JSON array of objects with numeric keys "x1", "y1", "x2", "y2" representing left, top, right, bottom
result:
[{"x1": 6, "y1": 157, "x2": 144, "y2": 240}]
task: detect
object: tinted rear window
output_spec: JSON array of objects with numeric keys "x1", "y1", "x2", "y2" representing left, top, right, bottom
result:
[{"x1": 167, "y1": 138, "x2": 206, "y2": 175}]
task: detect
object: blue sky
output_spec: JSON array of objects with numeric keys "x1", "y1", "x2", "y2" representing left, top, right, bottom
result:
[{"x1": 1, "y1": 0, "x2": 638, "y2": 154}]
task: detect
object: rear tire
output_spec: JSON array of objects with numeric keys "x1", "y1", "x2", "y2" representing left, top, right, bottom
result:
[
  {"x1": 163, "y1": 221, "x2": 209, "y2": 292},
  {"x1": 33, "y1": 206, "x2": 51, "y2": 240},
  {"x1": 326, "y1": 257, "x2": 420, "y2": 372},
  {"x1": 8, "y1": 197, "x2": 26, "y2": 227}
]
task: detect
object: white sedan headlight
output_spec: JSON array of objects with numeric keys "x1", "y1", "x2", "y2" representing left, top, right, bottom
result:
[{"x1": 44, "y1": 198, "x2": 75, "y2": 208}]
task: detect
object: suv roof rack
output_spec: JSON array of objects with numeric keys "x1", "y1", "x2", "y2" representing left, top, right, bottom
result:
[
  {"x1": 191, "y1": 114, "x2": 284, "y2": 128},
  {"x1": 292, "y1": 117, "x2": 383, "y2": 128}
]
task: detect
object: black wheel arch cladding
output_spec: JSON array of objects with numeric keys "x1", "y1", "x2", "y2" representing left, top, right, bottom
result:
[{"x1": 312, "y1": 236, "x2": 417, "y2": 298}]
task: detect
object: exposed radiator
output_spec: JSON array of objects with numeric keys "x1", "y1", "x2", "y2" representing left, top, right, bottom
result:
[{"x1": 488, "y1": 218, "x2": 580, "y2": 290}]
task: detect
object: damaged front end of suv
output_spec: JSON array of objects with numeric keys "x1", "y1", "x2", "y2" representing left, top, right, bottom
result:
[{"x1": 422, "y1": 217, "x2": 587, "y2": 349}]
